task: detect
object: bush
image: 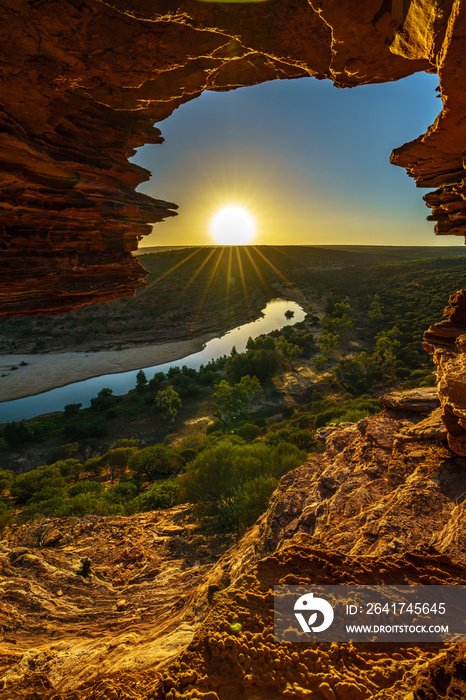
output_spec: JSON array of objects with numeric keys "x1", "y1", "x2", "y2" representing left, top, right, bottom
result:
[
  {"x1": 179, "y1": 438, "x2": 305, "y2": 533},
  {"x1": 0, "y1": 468, "x2": 13, "y2": 494},
  {"x1": 68, "y1": 480, "x2": 105, "y2": 497},
  {"x1": 128, "y1": 480, "x2": 179, "y2": 513},
  {"x1": 64, "y1": 403, "x2": 82, "y2": 416},
  {"x1": 225, "y1": 349, "x2": 280, "y2": 385},
  {"x1": 153, "y1": 386, "x2": 182, "y2": 422},
  {"x1": 3, "y1": 421, "x2": 31, "y2": 447},
  {"x1": 11, "y1": 465, "x2": 65, "y2": 505},
  {"x1": 113, "y1": 438, "x2": 139, "y2": 449},
  {"x1": 107, "y1": 481, "x2": 139, "y2": 504},
  {"x1": 90, "y1": 388, "x2": 118, "y2": 413},
  {"x1": 128, "y1": 444, "x2": 182, "y2": 481},
  {"x1": 53, "y1": 458, "x2": 82, "y2": 479},
  {"x1": 99, "y1": 447, "x2": 138, "y2": 480},
  {"x1": 233, "y1": 423, "x2": 262, "y2": 441},
  {"x1": 264, "y1": 428, "x2": 315, "y2": 451},
  {"x1": 20, "y1": 496, "x2": 67, "y2": 522}
]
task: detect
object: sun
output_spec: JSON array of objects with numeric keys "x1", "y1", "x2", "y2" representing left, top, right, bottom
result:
[{"x1": 210, "y1": 205, "x2": 256, "y2": 245}]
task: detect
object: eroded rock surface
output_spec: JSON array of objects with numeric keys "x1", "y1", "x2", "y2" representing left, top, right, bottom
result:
[
  {"x1": 0, "y1": 505, "x2": 233, "y2": 698},
  {"x1": 0, "y1": 0, "x2": 465, "y2": 314},
  {"x1": 424, "y1": 290, "x2": 466, "y2": 455},
  {"x1": 2, "y1": 401, "x2": 466, "y2": 697},
  {"x1": 148, "y1": 543, "x2": 466, "y2": 700}
]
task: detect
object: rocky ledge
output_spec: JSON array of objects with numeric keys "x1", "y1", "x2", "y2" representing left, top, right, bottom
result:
[
  {"x1": 1, "y1": 392, "x2": 466, "y2": 698},
  {"x1": 1, "y1": 0, "x2": 466, "y2": 315},
  {"x1": 424, "y1": 290, "x2": 466, "y2": 455}
]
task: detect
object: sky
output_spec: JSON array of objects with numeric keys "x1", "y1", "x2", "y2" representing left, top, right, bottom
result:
[{"x1": 131, "y1": 72, "x2": 447, "y2": 248}]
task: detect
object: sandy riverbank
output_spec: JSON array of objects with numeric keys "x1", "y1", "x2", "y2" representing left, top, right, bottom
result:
[{"x1": 0, "y1": 334, "x2": 214, "y2": 402}]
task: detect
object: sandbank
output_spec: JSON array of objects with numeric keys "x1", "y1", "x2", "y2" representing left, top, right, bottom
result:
[{"x1": 0, "y1": 335, "x2": 212, "y2": 402}]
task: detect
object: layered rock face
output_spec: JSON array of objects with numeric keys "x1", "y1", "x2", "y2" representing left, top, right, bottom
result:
[
  {"x1": 0, "y1": 0, "x2": 464, "y2": 315},
  {"x1": 424, "y1": 290, "x2": 466, "y2": 455}
]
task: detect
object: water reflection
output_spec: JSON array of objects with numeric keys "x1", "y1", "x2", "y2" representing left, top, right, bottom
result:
[{"x1": 0, "y1": 299, "x2": 304, "y2": 422}]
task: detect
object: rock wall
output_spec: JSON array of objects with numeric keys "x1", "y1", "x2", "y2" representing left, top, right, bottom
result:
[
  {"x1": 424, "y1": 289, "x2": 466, "y2": 455},
  {"x1": 1, "y1": 0, "x2": 465, "y2": 315}
]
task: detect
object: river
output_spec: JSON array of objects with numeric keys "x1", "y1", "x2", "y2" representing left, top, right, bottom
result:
[{"x1": 0, "y1": 299, "x2": 305, "y2": 422}]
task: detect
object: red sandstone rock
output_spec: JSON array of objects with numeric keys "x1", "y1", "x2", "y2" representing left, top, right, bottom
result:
[
  {"x1": 0, "y1": 0, "x2": 463, "y2": 315},
  {"x1": 424, "y1": 290, "x2": 466, "y2": 455}
]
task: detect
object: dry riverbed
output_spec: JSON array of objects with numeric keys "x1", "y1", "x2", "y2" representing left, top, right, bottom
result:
[{"x1": 0, "y1": 334, "x2": 217, "y2": 402}]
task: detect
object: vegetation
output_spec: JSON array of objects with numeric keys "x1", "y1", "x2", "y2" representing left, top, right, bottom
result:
[
  {"x1": 179, "y1": 437, "x2": 306, "y2": 533},
  {"x1": 2, "y1": 251, "x2": 466, "y2": 536}
]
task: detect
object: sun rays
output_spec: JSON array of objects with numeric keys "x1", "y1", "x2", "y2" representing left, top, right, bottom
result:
[{"x1": 138, "y1": 245, "x2": 295, "y2": 337}]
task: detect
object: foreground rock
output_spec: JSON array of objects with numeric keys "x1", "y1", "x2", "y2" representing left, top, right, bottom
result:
[
  {"x1": 1, "y1": 0, "x2": 465, "y2": 314},
  {"x1": 0, "y1": 506, "x2": 233, "y2": 698},
  {"x1": 149, "y1": 543, "x2": 466, "y2": 700},
  {"x1": 1, "y1": 397, "x2": 466, "y2": 697}
]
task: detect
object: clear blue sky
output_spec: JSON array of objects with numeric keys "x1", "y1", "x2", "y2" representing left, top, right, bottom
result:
[{"x1": 132, "y1": 71, "x2": 448, "y2": 247}]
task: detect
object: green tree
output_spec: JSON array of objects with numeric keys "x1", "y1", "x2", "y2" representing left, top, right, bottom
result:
[
  {"x1": 11, "y1": 465, "x2": 65, "y2": 505},
  {"x1": 317, "y1": 331, "x2": 340, "y2": 358},
  {"x1": 275, "y1": 336, "x2": 302, "y2": 370},
  {"x1": 212, "y1": 380, "x2": 246, "y2": 428},
  {"x1": 153, "y1": 386, "x2": 181, "y2": 422},
  {"x1": 148, "y1": 372, "x2": 165, "y2": 392},
  {"x1": 84, "y1": 455, "x2": 104, "y2": 478},
  {"x1": 128, "y1": 444, "x2": 182, "y2": 481},
  {"x1": 90, "y1": 387, "x2": 117, "y2": 412},
  {"x1": 225, "y1": 348, "x2": 280, "y2": 384},
  {"x1": 236, "y1": 375, "x2": 262, "y2": 411},
  {"x1": 135, "y1": 370, "x2": 148, "y2": 392},
  {"x1": 333, "y1": 353, "x2": 373, "y2": 393},
  {"x1": 368, "y1": 294, "x2": 384, "y2": 328},
  {"x1": 3, "y1": 421, "x2": 31, "y2": 447},
  {"x1": 372, "y1": 328, "x2": 402, "y2": 370},
  {"x1": 100, "y1": 447, "x2": 138, "y2": 481}
]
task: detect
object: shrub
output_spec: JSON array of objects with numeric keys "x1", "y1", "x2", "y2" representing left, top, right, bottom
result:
[
  {"x1": 264, "y1": 428, "x2": 315, "y2": 451},
  {"x1": 128, "y1": 444, "x2": 182, "y2": 481},
  {"x1": 128, "y1": 480, "x2": 179, "y2": 513},
  {"x1": 113, "y1": 438, "x2": 139, "y2": 449},
  {"x1": 99, "y1": 447, "x2": 138, "y2": 481},
  {"x1": 90, "y1": 388, "x2": 118, "y2": 413},
  {"x1": 179, "y1": 438, "x2": 305, "y2": 533},
  {"x1": 64, "y1": 403, "x2": 82, "y2": 416},
  {"x1": 20, "y1": 496, "x2": 67, "y2": 522},
  {"x1": 53, "y1": 458, "x2": 82, "y2": 479},
  {"x1": 11, "y1": 465, "x2": 65, "y2": 505},
  {"x1": 233, "y1": 423, "x2": 262, "y2": 441},
  {"x1": 3, "y1": 421, "x2": 31, "y2": 447},
  {"x1": 107, "y1": 481, "x2": 139, "y2": 504},
  {"x1": 0, "y1": 468, "x2": 13, "y2": 494},
  {"x1": 68, "y1": 480, "x2": 105, "y2": 497}
]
